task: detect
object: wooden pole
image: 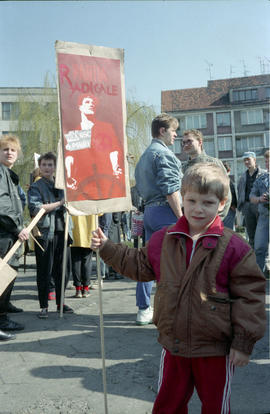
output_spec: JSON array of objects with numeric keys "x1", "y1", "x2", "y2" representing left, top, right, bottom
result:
[
  {"x1": 95, "y1": 215, "x2": 109, "y2": 414},
  {"x1": 59, "y1": 209, "x2": 69, "y2": 318},
  {"x1": 1, "y1": 208, "x2": 46, "y2": 265}
]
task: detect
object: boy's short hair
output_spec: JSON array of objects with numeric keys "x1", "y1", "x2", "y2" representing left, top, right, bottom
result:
[
  {"x1": 181, "y1": 163, "x2": 229, "y2": 201},
  {"x1": 38, "y1": 152, "x2": 56, "y2": 166},
  {"x1": 264, "y1": 150, "x2": 269, "y2": 159},
  {"x1": 0, "y1": 134, "x2": 21, "y2": 152},
  {"x1": 151, "y1": 113, "x2": 179, "y2": 138},
  {"x1": 183, "y1": 129, "x2": 203, "y2": 142}
]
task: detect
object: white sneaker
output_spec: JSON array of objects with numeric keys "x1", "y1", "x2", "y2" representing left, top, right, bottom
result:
[
  {"x1": 136, "y1": 306, "x2": 153, "y2": 325},
  {"x1": 90, "y1": 280, "x2": 103, "y2": 290}
]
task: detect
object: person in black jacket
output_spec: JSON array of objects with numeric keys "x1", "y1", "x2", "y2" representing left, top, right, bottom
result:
[
  {"x1": 28, "y1": 152, "x2": 73, "y2": 319},
  {"x1": 0, "y1": 135, "x2": 29, "y2": 340}
]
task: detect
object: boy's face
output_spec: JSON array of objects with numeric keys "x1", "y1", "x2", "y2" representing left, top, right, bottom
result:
[
  {"x1": 0, "y1": 144, "x2": 18, "y2": 168},
  {"x1": 183, "y1": 191, "x2": 225, "y2": 236},
  {"x1": 39, "y1": 159, "x2": 55, "y2": 180}
]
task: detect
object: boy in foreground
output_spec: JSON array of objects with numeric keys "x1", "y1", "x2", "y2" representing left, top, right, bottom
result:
[{"x1": 91, "y1": 163, "x2": 266, "y2": 414}]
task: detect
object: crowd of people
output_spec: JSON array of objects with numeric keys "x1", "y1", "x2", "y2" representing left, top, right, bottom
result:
[
  {"x1": 0, "y1": 135, "x2": 132, "y2": 338},
  {"x1": 0, "y1": 114, "x2": 268, "y2": 412},
  {"x1": 132, "y1": 114, "x2": 269, "y2": 327}
]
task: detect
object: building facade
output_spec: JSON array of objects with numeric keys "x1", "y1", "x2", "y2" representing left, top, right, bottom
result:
[
  {"x1": 161, "y1": 74, "x2": 270, "y2": 183},
  {"x1": 0, "y1": 86, "x2": 56, "y2": 135}
]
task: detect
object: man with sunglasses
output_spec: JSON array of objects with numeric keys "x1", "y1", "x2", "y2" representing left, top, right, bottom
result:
[{"x1": 181, "y1": 129, "x2": 231, "y2": 219}]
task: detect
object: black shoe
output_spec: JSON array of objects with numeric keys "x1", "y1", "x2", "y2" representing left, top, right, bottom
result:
[
  {"x1": 0, "y1": 329, "x2": 16, "y2": 341},
  {"x1": 0, "y1": 317, "x2": 24, "y2": 331},
  {"x1": 104, "y1": 274, "x2": 113, "y2": 280},
  {"x1": 57, "y1": 304, "x2": 74, "y2": 314},
  {"x1": 38, "y1": 308, "x2": 48, "y2": 319},
  {"x1": 5, "y1": 303, "x2": 23, "y2": 313}
]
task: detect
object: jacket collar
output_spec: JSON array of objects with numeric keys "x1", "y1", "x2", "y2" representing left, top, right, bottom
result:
[
  {"x1": 151, "y1": 138, "x2": 167, "y2": 149},
  {"x1": 188, "y1": 149, "x2": 207, "y2": 161},
  {"x1": 0, "y1": 164, "x2": 20, "y2": 185},
  {"x1": 167, "y1": 215, "x2": 224, "y2": 249}
]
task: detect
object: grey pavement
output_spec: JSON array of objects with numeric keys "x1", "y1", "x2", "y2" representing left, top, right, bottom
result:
[{"x1": 0, "y1": 254, "x2": 269, "y2": 414}]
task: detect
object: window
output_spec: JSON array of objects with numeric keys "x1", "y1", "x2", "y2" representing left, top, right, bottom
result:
[
  {"x1": 186, "y1": 114, "x2": 207, "y2": 129},
  {"x1": 266, "y1": 87, "x2": 270, "y2": 99},
  {"x1": 203, "y1": 139, "x2": 215, "y2": 157},
  {"x1": 170, "y1": 139, "x2": 181, "y2": 154},
  {"x1": 178, "y1": 118, "x2": 186, "y2": 133},
  {"x1": 233, "y1": 89, "x2": 258, "y2": 102},
  {"x1": 240, "y1": 109, "x2": 263, "y2": 125},
  {"x1": 236, "y1": 135, "x2": 264, "y2": 155},
  {"x1": 216, "y1": 112, "x2": 231, "y2": 127},
  {"x1": 2, "y1": 103, "x2": 12, "y2": 120},
  {"x1": 218, "y1": 136, "x2": 232, "y2": 151},
  {"x1": 2, "y1": 102, "x2": 19, "y2": 120}
]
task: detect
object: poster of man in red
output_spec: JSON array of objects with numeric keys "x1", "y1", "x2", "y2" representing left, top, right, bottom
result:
[{"x1": 55, "y1": 41, "x2": 131, "y2": 214}]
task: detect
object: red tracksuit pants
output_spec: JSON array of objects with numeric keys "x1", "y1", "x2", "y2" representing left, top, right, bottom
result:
[{"x1": 152, "y1": 349, "x2": 234, "y2": 414}]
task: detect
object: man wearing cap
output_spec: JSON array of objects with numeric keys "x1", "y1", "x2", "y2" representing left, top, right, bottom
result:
[{"x1": 237, "y1": 151, "x2": 266, "y2": 248}]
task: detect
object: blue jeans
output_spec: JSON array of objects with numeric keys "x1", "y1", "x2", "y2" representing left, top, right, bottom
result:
[
  {"x1": 254, "y1": 213, "x2": 269, "y2": 272},
  {"x1": 136, "y1": 204, "x2": 178, "y2": 309},
  {"x1": 223, "y1": 209, "x2": 236, "y2": 230}
]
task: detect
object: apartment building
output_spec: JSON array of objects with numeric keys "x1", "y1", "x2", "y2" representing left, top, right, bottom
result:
[
  {"x1": 161, "y1": 74, "x2": 270, "y2": 183},
  {"x1": 0, "y1": 86, "x2": 56, "y2": 135}
]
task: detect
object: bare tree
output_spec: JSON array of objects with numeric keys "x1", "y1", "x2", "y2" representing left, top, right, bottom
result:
[
  {"x1": 13, "y1": 73, "x2": 59, "y2": 189},
  {"x1": 126, "y1": 99, "x2": 156, "y2": 184}
]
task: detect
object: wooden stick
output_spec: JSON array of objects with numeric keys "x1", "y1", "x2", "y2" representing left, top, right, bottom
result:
[
  {"x1": 59, "y1": 209, "x2": 69, "y2": 318},
  {"x1": 95, "y1": 215, "x2": 109, "y2": 414},
  {"x1": 29, "y1": 232, "x2": 45, "y2": 252},
  {"x1": 2, "y1": 208, "x2": 46, "y2": 264}
]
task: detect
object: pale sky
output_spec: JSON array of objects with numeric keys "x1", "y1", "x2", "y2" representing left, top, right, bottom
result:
[{"x1": 1, "y1": 0, "x2": 269, "y2": 112}]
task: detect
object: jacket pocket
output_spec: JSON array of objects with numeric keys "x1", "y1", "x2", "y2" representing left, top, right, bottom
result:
[
  {"x1": 153, "y1": 282, "x2": 180, "y2": 336},
  {"x1": 194, "y1": 295, "x2": 233, "y2": 342}
]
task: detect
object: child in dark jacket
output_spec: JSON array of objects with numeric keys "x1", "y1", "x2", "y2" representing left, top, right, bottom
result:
[{"x1": 91, "y1": 163, "x2": 266, "y2": 414}]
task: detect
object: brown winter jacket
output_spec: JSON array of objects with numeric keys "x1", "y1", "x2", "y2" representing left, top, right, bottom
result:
[{"x1": 99, "y1": 216, "x2": 266, "y2": 358}]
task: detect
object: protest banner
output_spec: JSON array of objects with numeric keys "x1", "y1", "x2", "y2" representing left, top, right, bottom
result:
[
  {"x1": 55, "y1": 40, "x2": 132, "y2": 215},
  {"x1": 55, "y1": 41, "x2": 133, "y2": 413}
]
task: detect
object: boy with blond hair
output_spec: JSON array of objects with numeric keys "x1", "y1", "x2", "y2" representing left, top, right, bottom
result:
[
  {"x1": 91, "y1": 163, "x2": 266, "y2": 414},
  {"x1": 0, "y1": 135, "x2": 29, "y2": 340}
]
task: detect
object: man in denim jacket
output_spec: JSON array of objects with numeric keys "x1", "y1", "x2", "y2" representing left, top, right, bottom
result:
[{"x1": 134, "y1": 113, "x2": 183, "y2": 325}]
